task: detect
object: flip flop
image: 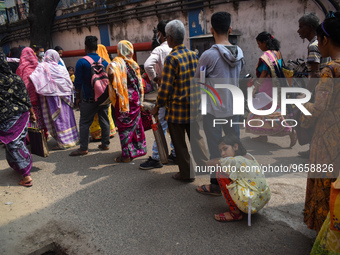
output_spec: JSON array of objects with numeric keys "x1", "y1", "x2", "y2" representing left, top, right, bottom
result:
[
  {"x1": 69, "y1": 149, "x2": 88, "y2": 156},
  {"x1": 19, "y1": 179, "x2": 33, "y2": 187},
  {"x1": 214, "y1": 211, "x2": 243, "y2": 223},
  {"x1": 114, "y1": 156, "x2": 131, "y2": 163},
  {"x1": 196, "y1": 184, "x2": 222, "y2": 196}
]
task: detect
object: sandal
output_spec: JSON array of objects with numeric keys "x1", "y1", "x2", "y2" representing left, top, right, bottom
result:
[
  {"x1": 214, "y1": 211, "x2": 243, "y2": 222},
  {"x1": 172, "y1": 172, "x2": 195, "y2": 182},
  {"x1": 196, "y1": 184, "x2": 222, "y2": 196},
  {"x1": 19, "y1": 179, "x2": 33, "y2": 187},
  {"x1": 69, "y1": 148, "x2": 88, "y2": 156},
  {"x1": 115, "y1": 156, "x2": 131, "y2": 163}
]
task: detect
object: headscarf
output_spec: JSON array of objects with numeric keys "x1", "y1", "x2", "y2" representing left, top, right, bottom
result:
[
  {"x1": 16, "y1": 47, "x2": 39, "y2": 103},
  {"x1": 30, "y1": 49, "x2": 73, "y2": 96},
  {"x1": 108, "y1": 40, "x2": 144, "y2": 112},
  {"x1": 0, "y1": 49, "x2": 31, "y2": 122},
  {"x1": 97, "y1": 44, "x2": 111, "y2": 64}
]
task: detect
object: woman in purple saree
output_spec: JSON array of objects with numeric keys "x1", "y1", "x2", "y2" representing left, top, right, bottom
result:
[
  {"x1": 108, "y1": 40, "x2": 147, "y2": 163},
  {"x1": 0, "y1": 49, "x2": 34, "y2": 187},
  {"x1": 30, "y1": 49, "x2": 79, "y2": 149}
]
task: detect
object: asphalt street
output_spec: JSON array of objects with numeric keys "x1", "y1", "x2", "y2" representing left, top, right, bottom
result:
[{"x1": 0, "y1": 110, "x2": 316, "y2": 255}]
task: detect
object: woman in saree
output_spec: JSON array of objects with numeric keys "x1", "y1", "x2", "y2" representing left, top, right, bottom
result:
[
  {"x1": 16, "y1": 47, "x2": 48, "y2": 139},
  {"x1": 0, "y1": 49, "x2": 34, "y2": 187},
  {"x1": 301, "y1": 13, "x2": 340, "y2": 239},
  {"x1": 89, "y1": 44, "x2": 117, "y2": 141},
  {"x1": 30, "y1": 49, "x2": 79, "y2": 149},
  {"x1": 107, "y1": 40, "x2": 147, "y2": 163},
  {"x1": 246, "y1": 32, "x2": 297, "y2": 147}
]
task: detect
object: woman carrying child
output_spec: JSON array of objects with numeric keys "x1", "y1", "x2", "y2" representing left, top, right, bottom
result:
[{"x1": 207, "y1": 134, "x2": 271, "y2": 222}]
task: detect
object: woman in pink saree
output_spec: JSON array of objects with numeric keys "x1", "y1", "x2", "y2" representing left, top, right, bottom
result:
[
  {"x1": 30, "y1": 49, "x2": 79, "y2": 149},
  {"x1": 107, "y1": 40, "x2": 147, "y2": 163},
  {"x1": 16, "y1": 47, "x2": 48, "y2": 138}
]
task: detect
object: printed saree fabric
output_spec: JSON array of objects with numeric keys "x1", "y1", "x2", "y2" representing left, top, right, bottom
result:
[
  {"x1": 246, "y1": 50, "x2": 291, "y2": 136},
  {"x1": 310, "y1": 175, "x2": 340, "y2": 254},
  {"x1": 30, "y1": 50, "x2": 79, "y2": 149},
  {"x1": 0, "y1": 112, "x2": 32, "y2": 177},
  {"x1": 108, "y1": 40, "x2": 144, "y2": 113},
  {"x1": 301, "y1": 60, "x2": 340, "y2": 232},
  {"x1": 16, "y1": 47, "x2": 46, "y2": 131},
  {"x1": 114, "y1": 62, "x2": 147, "y2": 159},
  {"x1": 0, "y1": 49, "x2": 31, "y2": 122}
]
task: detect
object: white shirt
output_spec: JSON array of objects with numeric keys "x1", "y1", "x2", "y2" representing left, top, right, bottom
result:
[{"x1": 144, "y1": 41, "x2": 172, "y2": 80}]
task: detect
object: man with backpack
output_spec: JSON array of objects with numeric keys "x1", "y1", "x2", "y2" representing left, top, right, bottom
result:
[{"x1": 69, "y1": 36, "x2": 111, "y2": 156}]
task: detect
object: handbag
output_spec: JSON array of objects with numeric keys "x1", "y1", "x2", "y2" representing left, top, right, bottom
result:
[
  {"x1": 292, "y1": 108, "x2": 314, "y2": 146},
  {"x1": 141, "y1": 109, "x2": 153, "y2": 131},
  {"x1": 330, "y1": 179, "x2": 340, "y2": 231},
  {"x1": 28, "y1": 122, "x2": 49, "y2": 157}
]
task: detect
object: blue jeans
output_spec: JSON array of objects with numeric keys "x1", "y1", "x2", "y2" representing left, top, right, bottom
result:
[
  {"x1": 203, "y1": 113, "x2": 238, "y2": 185},
  {"x1": 151, "y1": 107, "x2": 175, "y2": 161}
]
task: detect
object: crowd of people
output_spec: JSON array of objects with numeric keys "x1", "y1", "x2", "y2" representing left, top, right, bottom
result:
[{"x1": 0, "y1": 10, "x2": 339, "y2": 254}]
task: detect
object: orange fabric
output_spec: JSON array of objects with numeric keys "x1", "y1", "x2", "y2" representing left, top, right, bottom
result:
[
  {"x1": 96, "y1": 44, "x2": 111, "y2": 64},
  {"x1": 107, "y1": 40, "x2": 143, "y2": 113}
]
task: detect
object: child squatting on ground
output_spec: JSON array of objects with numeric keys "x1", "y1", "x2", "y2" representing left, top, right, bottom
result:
[{"x1": 205, "y1": 134, "x2": 271, "y2": 222}]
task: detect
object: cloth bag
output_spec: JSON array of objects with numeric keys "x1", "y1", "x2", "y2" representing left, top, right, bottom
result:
[
  {"x1": 28, "y1": 123, "x2": 49, "y2": 157},
  {"x1": 330, "y1": 179, "x2": 340, "y2": 231},
  {"x1": 141, "y1": 109, "x2": 153, "y2": 131}
]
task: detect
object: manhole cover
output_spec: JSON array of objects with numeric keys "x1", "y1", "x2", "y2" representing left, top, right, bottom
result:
[{"x1": 28, "y1": 242, "x2": 68, "y2": 255}]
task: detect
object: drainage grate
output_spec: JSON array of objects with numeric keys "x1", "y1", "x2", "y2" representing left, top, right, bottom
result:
[{"x1": 28, "y1": 242, "x2": 68, "y2": 255}]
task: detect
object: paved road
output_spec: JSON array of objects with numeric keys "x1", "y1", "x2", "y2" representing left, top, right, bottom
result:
[{"x1": 0, "y1": 111, "x2": 315, "y2": 255}]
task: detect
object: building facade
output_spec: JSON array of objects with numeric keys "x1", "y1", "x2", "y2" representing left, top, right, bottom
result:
[{"x1": 0, "y1": 0, "x2": 337, "y2": 75}]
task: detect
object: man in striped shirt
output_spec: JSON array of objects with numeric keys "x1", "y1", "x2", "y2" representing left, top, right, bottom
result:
[{"x1": 151, "y1": 20, "x2": 208, "y2": 182}]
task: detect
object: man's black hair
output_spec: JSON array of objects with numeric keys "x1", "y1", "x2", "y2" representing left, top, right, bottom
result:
[
  {"x1": 157, "y1": 20, "x2": 169, "y2": 37},
  {"x1": 211, "y1": 12, "x2": 231, "y2": 35},
  {"x1": 54, "y1": 46, "x2": 63, "y2": 52},
  {"x1": 85, "y1": 36, "x2": 98, "y2": 51}
]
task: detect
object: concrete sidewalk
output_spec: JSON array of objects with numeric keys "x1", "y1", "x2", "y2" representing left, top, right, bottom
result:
[{"x1": 0, "y1": 111, "x2": 315, "y2": 255}]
